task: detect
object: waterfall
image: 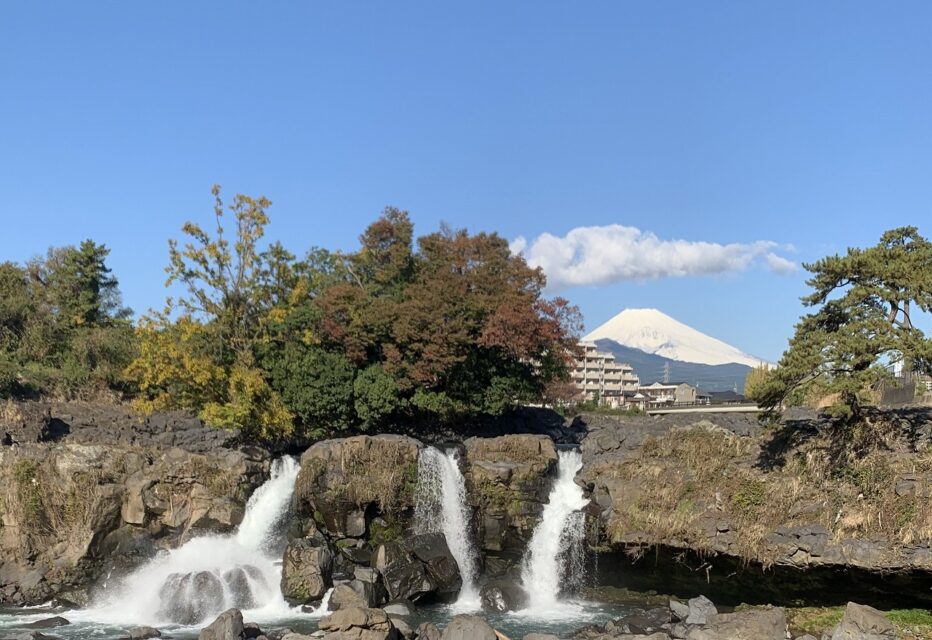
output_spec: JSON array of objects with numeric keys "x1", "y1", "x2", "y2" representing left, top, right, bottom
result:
[
  {"x1": 78, "y1": 457, "x2": 307, "y2": 627},
  {"x1": 414, "y1": 447, "x2": 480, "y2": 611},
  {"x1": 520, "y1": 449, "x2": 589, "y2": 612}
]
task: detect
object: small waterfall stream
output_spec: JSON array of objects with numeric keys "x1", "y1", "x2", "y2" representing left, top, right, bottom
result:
[
  {"x1": 521, "y1": 449, "x2": 589, "y2": 613},
  {"x1": 77, "y1": 457, "x2": 310, "y2": 627},
  {"x1": 415, "y1": 447, "x2": 480, "y2": 611}
]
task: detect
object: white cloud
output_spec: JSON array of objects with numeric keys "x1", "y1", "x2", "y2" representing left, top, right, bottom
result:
[{"x1": 512, "y1": 224, "x2": 797, "y2": 289}]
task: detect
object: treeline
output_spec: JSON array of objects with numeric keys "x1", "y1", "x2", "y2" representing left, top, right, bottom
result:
[{"x1": 1, "y1": 186, "x2": 582, "y2": 439}]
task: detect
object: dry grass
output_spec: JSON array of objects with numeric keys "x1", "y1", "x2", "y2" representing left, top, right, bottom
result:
[
  {"x1": 298, "y1": 438, "x2": 419, "y2": 516},
  {"x1": 600, "y1": 420, "x2": 932, "y2": 565},
  {"x1": 0, "y1": 399, "x2": 24, "y2": 426},
  {"x1": 2, "y1": 456, "x2": 107, "y2": 556}
]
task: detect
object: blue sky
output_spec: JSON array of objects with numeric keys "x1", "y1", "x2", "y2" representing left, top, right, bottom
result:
[{"x1": 2, "y1": 2, "x2": 930, "y2": 362}]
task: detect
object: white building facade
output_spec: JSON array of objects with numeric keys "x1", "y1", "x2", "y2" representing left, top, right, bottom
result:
[{"x1": 571, "y1": 342, "x2": 640, "y2": 407}]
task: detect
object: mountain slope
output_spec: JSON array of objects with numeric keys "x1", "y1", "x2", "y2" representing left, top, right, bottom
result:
[
  {"x1": 584, "y1": 308, "x2": 768, "y2": 367},
  {"x1": 594, "y1": 339, "x2": 751, "y2": 392}
]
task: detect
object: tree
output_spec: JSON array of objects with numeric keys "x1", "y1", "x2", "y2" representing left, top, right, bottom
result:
[
  {"x1": 758, "y1": 227, "x2": 932, "y2": 418},
  {"x1": 129, "y1": 186, "x2": 293, "y2": 436},
  {"x1": 742, "y1": 363, "x2": 772, "y2": 400},
  {"x1": 165, "y1": 184, "x2": 272, "y2": 362}
]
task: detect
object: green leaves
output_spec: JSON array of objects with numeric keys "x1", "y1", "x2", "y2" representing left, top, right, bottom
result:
[{"x1": 764, "y1": 227, "x2": 932, "y2": 418}]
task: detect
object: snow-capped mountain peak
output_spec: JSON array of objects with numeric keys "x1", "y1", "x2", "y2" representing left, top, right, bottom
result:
[{"x1": 583, "y1": 308, "x2": 769, "y2": 368}]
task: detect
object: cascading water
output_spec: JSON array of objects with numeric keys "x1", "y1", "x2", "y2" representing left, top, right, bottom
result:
[
  {"x1": 520, "y1": 449, "x2": 589, "y2": 613},
  {"x1": 77, "y1": 457, "x2": 312, "y2": 627},
  {"x1": 414, "y1": 447, "x2": 480, "y2": 611}
]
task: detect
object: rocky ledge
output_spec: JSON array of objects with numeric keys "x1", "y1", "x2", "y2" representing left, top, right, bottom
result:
[{"x1": 0, "y1": 401, "x2": 270, "y2": 605}]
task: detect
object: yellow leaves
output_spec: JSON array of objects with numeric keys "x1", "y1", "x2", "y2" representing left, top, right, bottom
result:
[
  {"x1": 127, "y1": 315, "x2": 293, "y2": 438},
  {"x1": 200, "y1": 365, "x2": 293, "y2": 438}
]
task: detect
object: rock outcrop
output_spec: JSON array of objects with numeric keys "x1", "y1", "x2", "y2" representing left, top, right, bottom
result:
[
  {"x1": 0, "y1": 402, "x2": 269, "y2": 605},
  {"x1": 464, "y1": 434, "x2": 557, "y2": 556},
  {"x1": 579, "y1": 408, "x2": 932, "y2": 607}
]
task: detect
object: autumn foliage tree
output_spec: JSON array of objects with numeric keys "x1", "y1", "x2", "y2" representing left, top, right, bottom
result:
[{"x1": 128, "y1": 192, "x2": 582, "y2": 439}]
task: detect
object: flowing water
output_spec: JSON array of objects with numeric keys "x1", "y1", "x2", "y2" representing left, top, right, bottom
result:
[
  {"x1": 414, "y1": 447, "x2": 481, "y2": 611},
  {"x1": 0, "y1": 446, "x2": 630, "y2": 639},
  {"x1": 520, "y1": 449, "x2": 590, "y2": 616}
]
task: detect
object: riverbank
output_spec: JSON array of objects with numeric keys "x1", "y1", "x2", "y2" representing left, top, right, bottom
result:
[{"x1": 0, "y1": 400, "x2": 931, "y2": 637}]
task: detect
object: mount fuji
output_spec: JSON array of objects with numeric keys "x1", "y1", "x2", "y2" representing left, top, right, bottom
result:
[{"x1": 584, "y1": 309, "x2": 771, "y2": 391}]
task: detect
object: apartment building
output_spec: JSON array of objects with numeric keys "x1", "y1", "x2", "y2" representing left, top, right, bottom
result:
[{"x1": 571, "y1": 342, "x2": 640, "y2": 407}]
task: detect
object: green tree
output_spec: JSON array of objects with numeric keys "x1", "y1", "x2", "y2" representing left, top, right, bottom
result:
[
  {"x1": 743, "y1": 363, "x2": 772, "y2": 400},
  {"x1": 759, "y1": 227, "x2": 932, "y2": 418}
]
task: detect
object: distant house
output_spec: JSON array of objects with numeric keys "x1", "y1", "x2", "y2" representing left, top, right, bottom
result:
[{"x1": 636, "y1": 381, "x2": 703, "y2": 408}]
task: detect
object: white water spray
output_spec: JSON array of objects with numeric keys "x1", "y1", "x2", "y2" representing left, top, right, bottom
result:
[
  {"x1": 77, "y1": 457, "x2": 309, "y2": 627},
  {"x1": 415, "y1": 447, "x2": 480, "y2": 611},
  {"x1": 520, "y1": 449, "x2": 589, "y2": 613}
]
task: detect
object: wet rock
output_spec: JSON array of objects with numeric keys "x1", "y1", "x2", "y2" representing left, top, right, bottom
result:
[
  {"x1": 22, "y1": 618, "x2": 69, "y2": 630},
  {"x1": 479, "y1": 580, "x2": 528, "y2": 612},
  {"x1": 224, "y1": 567, "x2": 258, "y2": 609},
  {"x1": 684, "y1": 595, "x2": 717, "y2": 625},
  {"x1": 243, "y1": 623, "x2": 263, "y2": 639},
  {"x1": 829, "y1": 602, "x2": 896, "y2": 639},
  {"x1": 380, "y1": 560, "x2": 430, "y2": 602},
  {"x1": 405, "y1": 534, "x2": 461, "y2": 596},
  {"x1": 281, "y1": 540, "x2": 334, "y2": 603},
  {"x1": 199, "y1": 608, "x2": 244, "y2": 640},
  {"x1": 686, "y1": 607, "x2": 786, "y2": 640},
  {"x1": 158, "y1": 571, "x2": 226, "y2": 625},
  {"x1": 317, "y1": 606, "x2": 399, "y2": 640},
  {"x1": 383, "y1": 599, "x2": 417, "y2": 617},
  {"x1": 439, "y1": 614, "x2": 497, "y2": 640},
  {"x1": 124, "y1": 627, "x2": 161, "y2": 640},
  {"x1": 524, "y1": 635, "x2": 559, "y2": 640}
]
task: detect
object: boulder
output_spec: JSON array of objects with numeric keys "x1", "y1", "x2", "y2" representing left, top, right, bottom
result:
[
  {"x1": 611, "y1": 608, "x2": 672, "y2": 635},
  {"x1": 317, "y1": 607, "x2": 400, "y2": 640},
  {"x1": 383, "y1": 600, "x2": 417, "y2": 617},
  {"x1": 242, "y1": 623, "x2": 262, "y2": 639},
  {"x1": 686, "y1": 607, "x2": 786, "y2": 640},
  {"x1": 684, "y1": 595, "x2": 717, "y2": 625},
  {"x1": 830, "y1": 602, "x2": 896, "y2": 640},
  {"x1": 223, "y1": 567, "x2": 258, "y2": 609},
  {"x1": 414, "y1": 622, "x2": 441, "y2": 640},
  {"x1": 388, "y1": 616, "x2": 414, "y2": 639},
  {"x1": 479, "y1": 580, "x2": 528, "y2": 612},
  {"x1": 405, "y1": 534, "x2": 461, "y2": 596},
  {"x1": 380, "y1": 560, "x2": 430, "y2": 602},
  {"x1": 199, "y1": 608, "x2": 244, "y2": 640},
  {"x1": 124, "y1": 627, "x2": 161, "y2": 640},
  {"x1": 281, "y1": 540, "x2": 334, "y2": 602},
  {"x1": 329, "y1": 584, "x2": 370, "y2": 610},
  {"x1": 440, "y1": 615, "x2": 497, "y2": 640},
  {"x1": 22, "y1": 619, "x2": 69, "y2": 630},
  {"x1": 158, "y1": 571, "x2": 226, "y2": 625},
  {"x1": 669, "y1": 600, "x2": 689, "y2": 622}
]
